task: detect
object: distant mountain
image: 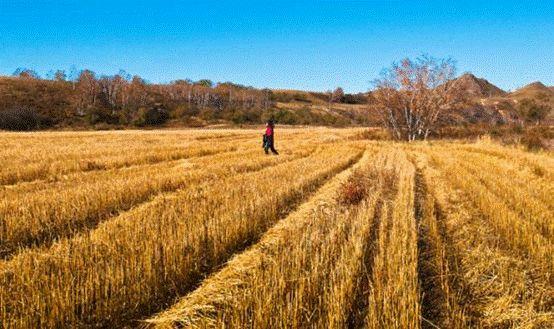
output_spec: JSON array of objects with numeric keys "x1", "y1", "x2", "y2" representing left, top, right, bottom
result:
[
  {"x1": 509, "y1": 81, "x2": 554, "y2": 99},
  {"x1": 525, "y1": 81, "x2": 549, "y2": 89},
  {"x1": 446, "y1": 76, "x2": 554, "y2": 125},
  {"x1": 499, "y1": 81, "x2": 554, "y2": 123},
  {"x1": 451, "y1": 73, "x2": 506, "y2": 98}
]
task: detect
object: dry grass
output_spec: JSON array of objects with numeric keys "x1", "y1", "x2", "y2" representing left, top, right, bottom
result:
[
  {"x1": 0, "y1": 132, "x2": 363, "y2": 328},
  {"x1": 144, "y1": 149, "x2": 381, "y2": 328},
  {"x1": 365, "y1": 149, "x2": 420, "y2": 329},
  {"x1": 0, "y1": 144, "x2": 316, "y2": 258},
  {"x1": 413, "y1": 145, "x2": 553, "y2": 328},
  {"x1": 0, "y1": 128, "x2": 552, "y2": 328}
]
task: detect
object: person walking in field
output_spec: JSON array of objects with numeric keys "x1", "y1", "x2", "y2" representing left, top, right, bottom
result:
[{"x1": 263, "y1": 119, "x2": 279, "y2": 155}]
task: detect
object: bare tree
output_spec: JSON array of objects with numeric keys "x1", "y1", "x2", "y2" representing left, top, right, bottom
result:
[
  {"x1": 75, "y1": 70, "x2": 98, "y2": 110},
  {"x1": 13, "y1": 68, "x2": 40, "y2": 79},
  {"x1": 332, "y1": 87, "x2": 344, "y2": 103},
  {"x1": 54, "y1": 70, "x2": 67, "y2": 82},
  {"x1": 370, "y1": 56, "x2": 465, "y2": 141},
  {"x1": 326, "y1": 89, "x2": 333, "y2": 110},
  {"x1": 99, "y1": 74, "x2": 127, "y2": 111}
]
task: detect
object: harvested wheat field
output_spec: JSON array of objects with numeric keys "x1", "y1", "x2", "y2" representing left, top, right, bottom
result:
[{"x1": 0, "y1": 128, "x2": 552, "y2": 329}]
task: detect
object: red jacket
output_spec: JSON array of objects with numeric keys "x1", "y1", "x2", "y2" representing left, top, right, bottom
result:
[{"x1": 265, "y1": 126, "x2": 273, "y2": 136}]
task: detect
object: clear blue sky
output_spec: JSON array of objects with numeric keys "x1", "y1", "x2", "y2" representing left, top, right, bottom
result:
[{"x1": 0, "y1": 1, "x2": 553, "y2": 93}]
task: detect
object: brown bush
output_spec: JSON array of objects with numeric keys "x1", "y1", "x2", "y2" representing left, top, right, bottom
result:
[
  {"x1": 338, "y1": 169, "x2": 371, "y2": 205},
  {"x1": 520, "y1": 130, "x2": 547, "y2": 151}
]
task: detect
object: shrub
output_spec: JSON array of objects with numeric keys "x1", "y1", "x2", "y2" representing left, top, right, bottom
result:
[
  {"x1": 86, "y1": 107, "x2": 119, "y2": 125},
  {"x1": 231, "y1": 109, "x2": 261, "y2": 124},
  {"x1": 172, "y1": 104, "x2": 199, "y2": 119},
  {"x1": 0, "y1": 107, "x2": 51, "y2": 131},
  {"x1": 517, "y1": 98, "x2": 550, "y2": 125},
  {"x1": 93, "y1": 122, "x2": 123, "y2": 131},
  {"x1": 531, "y1": 126, "x2": 554, "y2": 139},
  {"x1": 510, "y1": 123, "x2": 525, "y2": 134},
  {"x1": 133, "y1": 107, "x2": 169, "y2": 126},
  {"x1": 270, "y1": 92, "x2": 311, "y2": 103},
  {"x1": 273, "y1": 109, "x2": 299, "y2": 125},
  {"x1": 292, "y1": 93, "x2": 311, "y2": 103},
  {"x1": 338, "y1": 169, "x2": 371, "y2": 205},
  {"x1": 198, "y1": 108, "x2": 217, "y2": 122},
  {"x1": 520, "y1": 130, "x2": 547, "y2": 151},
  {"x1": 342, "y1": 93, "x2": 368, "y2": 104}
]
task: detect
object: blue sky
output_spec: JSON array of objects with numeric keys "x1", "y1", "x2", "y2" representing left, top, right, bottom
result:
[{"x1": 0, "y1": 1, "x2": 553, "y2": 92}]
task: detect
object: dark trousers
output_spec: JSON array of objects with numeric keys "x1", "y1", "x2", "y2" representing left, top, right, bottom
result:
[{"x1": 264, "y1": 136, "x2": 279, "y2": 155}]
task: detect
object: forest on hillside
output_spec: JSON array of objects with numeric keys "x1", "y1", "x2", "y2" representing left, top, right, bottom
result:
[
  {"x1": 0, "y1": 67, "x2": 552, "y2": 132},
  {"x1": 0, "y1": 69, "x2": 368, "y2": 130}
]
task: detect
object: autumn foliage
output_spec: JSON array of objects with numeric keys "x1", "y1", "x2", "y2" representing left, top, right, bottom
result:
[{"x1": 0, "y1": 70, "x2": 368, "y2": 130}]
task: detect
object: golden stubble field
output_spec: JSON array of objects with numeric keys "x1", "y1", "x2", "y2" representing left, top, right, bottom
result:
[{"x1": 0, "y1": 128, "x2": 552, "y2": 329}]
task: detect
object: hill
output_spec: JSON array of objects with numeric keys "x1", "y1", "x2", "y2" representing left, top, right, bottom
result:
[
  {"x1": 507, "y1": 82, "x2": 554, "y2": 122},
  {"x1": 508, "y1": 81, "x2": 554, "y2": 101},
  {"x1": 452, "y1": 73, "x2": 506, "y2": 98},
  {"x1": 447, "y1": 76, "x2": 554, "y2": 125},
  {"x1": 270, "y1": 89, "x2": 372, "y2": 126}
]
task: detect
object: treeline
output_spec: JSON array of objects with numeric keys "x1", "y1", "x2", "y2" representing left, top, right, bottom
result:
[{"x1": 0, "y1": 68, "x2": 367, "y2": 130}]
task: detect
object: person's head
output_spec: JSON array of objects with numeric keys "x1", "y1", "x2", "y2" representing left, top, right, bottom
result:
[{"x1": 267, "y1": 119, "x2": 275, "y2": 127}]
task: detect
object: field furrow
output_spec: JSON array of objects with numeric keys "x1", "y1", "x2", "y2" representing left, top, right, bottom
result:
[
  {"x1": 411, "y1": 156, "x2": 469, "y2": 329},
  {"x1": 456, "y1": 146, "x2": 554, "y2": 209},
  {"x1": 0, "y1": 141, "x2": 237, "y2": 186},
  {"x1": 146, "y1": 148, "x2": 388, "y2": 328},
  {"x1": 427, "y1": 151, "x2": 553, "y2": 280},
  {"x1": 422, "y1": 151, "x2": 554, "y2": 328},
  {"x1": 0, "y1": 129, "x2": 345, "y2": 186},
  {"x1": 365, "y1": 149, "x2": 420, "y2": 329},
  {"x1": 430, "y1": 144, "x2": 553, "y2": 237},
  {"x1": 0, "y1": 144, "x2": 316, "y2": 259},
  {"x1": 454, "y1": 156, "x2": 554, "y2": 240},
  {"x1": 456, "y1": 141, "x2": 554, "y2": 175},
  {"x1": 0, "y1": 142, "x2": 363, "y2": 328}
]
